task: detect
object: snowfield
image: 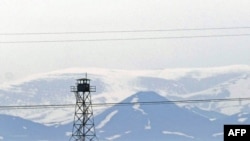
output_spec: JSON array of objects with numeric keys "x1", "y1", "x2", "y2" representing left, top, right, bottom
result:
[{"x1": 0, "y1": 65, "x2": 250, "y2": 141}]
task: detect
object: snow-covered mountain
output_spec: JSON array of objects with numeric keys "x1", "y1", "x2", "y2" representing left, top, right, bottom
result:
[
  {"x1": 94, "y1": 91, "x2": 250, "y2": 141},
  {"x1": 0, "y1": 114, "x2": 71, "y2": 141},
  {"x1": 1, "y1": 91, "x2": 249, "y2": 141},
  {"x1": 0, "y1": 65, "x2": 250, "y2": 140},
  {"x1": 95, "y1": 91, "x2": 222, "y2": 141}
]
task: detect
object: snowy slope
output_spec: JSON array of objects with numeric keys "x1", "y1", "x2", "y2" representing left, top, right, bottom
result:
[
  {"x1": 1, "y1": 91, "x2": 248, "y2": 141},
  {"x1": 79, "y1": 91, "x2": 249, "y2": 141},
  {"x1": 0, "y1": 65, "x2": 250, "y2": 126},
  {"x1": 0, "y1": 114, "x2": 71, "y2": 141},
  {"x1": 94, "y1": 91, "x2": 222, "y2": 141},
  {"x1": 0, "y1": 91, "x2": 238, "y2": 141},
  {"x1": 0, "y1": 93, "x2": 220, "y2": 141}
]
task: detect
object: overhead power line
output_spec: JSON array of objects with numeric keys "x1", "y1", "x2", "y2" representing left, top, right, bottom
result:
[
  {"x1": 0, "y1": 97, "x2": 249, "y2": 110},
  {"x1": 1, "y1": 26, "x2": 250, "y2": 35},
  {"x1": 1, "y1": 33, "x2": 250, "y2": 44}
]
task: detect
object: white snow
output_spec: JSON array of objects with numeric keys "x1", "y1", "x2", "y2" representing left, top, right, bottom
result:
[
  {"x1": 15, "y1": 108, "x2": 75, "y2": 126},
  {"x1": 144, "y1": 119, "x2": 151, "y2": 130},
  {"x1": 238, "y1": 112, "x2": 249, "y2": 117},
  {"x1": 238, "y1": 118, "x2": 248, "y2": 123},
  {"x1": 227, "y1": 76, "x2": 250, "y2": 98},
  {"x1": 96, "y1": 110, "x2": 118, "y2": 129},
  {"x1": 209, "y1": 118, "x2": 217, "y2": 121},
  {"x1": 2, "y1": 65, "x2": 249, "y2": 90},
  {"x1": 177, "y1": 75, "x2": 250, "y2": 115},
  {"x1": 0, "y1": 65, "x2": 250, "y2": 125},
  {"x1": 218, "y1": 103, "x2": 243, "y2": 115},
  {"x1": 159, "y1": 65, "x2": 250, "y2": 80},
  {"x1": 212, "y1": 132, "x2": 223, "y2": 137},
  {"x1": 106, "y1": 134, "x2": 121, "y2": 141},
  {"x1": 65, "y1": 132, "x2": 72, "y2": 136},
  {"x1": 131, "y1": 97, "x2": 147, "y2": 115},
  {"x1": 162, "y1": 130, "x2": 194, "y2": 139},
  {"x1": 125, "y1": 131, "x2": 131, "y2": 134},
  {"x1": 41, "y1": 109, "x2": 74, "y2": 126}
]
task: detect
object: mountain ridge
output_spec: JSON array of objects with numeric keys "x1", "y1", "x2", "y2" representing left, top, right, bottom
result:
[
  {"x1": 1, "y1": 91, "x2": 242, "y2": 141},
  {"x1": 0, "y1": 65, "x2": 249, "y2": 126}
]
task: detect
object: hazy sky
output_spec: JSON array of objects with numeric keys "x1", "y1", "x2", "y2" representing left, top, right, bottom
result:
[{"x1": 0, "y1": 0, "x2": 250, "y2": 83}]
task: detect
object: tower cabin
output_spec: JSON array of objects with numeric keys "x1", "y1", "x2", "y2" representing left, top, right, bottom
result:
[{"x1": 76, "y1": 78, "x2": 90, "y2": 92}]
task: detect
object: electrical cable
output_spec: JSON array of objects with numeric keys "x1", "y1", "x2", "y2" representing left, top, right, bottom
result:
[
  {"x1": 1, "y1": 26, "x2": 250, "y2": 35},
  {"x1": 0, "y1": 97, "x2": 249, "y2": 110},
  {"x1": 1, "y1": 33, "x2": 250, "y2": 44}
]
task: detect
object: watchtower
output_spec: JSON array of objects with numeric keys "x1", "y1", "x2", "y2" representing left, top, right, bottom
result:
[{"x1": 70, "y1": 76, "x2": 97, "y2": 141}]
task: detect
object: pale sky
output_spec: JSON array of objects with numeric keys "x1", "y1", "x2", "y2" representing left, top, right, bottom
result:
[{"x1": 0, "y1": 0, "x2": 250, "y2": 84}]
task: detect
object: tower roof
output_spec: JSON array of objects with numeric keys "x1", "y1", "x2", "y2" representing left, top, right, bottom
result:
[{"x1": 77, "y1": 78, "x2": 90, "y2": 81}]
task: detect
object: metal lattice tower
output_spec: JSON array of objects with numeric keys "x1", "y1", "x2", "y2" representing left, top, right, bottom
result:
[{"x1": 70, "y1": 76, "x2": 97, "y2": 141}]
